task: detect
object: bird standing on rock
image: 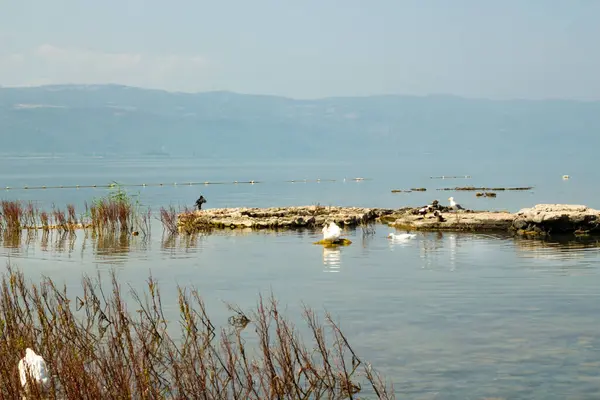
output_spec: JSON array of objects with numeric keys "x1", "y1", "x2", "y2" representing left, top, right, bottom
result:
[
  {"x1": 448, "y1": 197, "x2": 464, "y2": 211},
  {"x1": 195, "y1": 195, "x2": 207, "y2": 210},
  {"x1": 434, "y1": 210, "x2": 446, "y2": 222}
]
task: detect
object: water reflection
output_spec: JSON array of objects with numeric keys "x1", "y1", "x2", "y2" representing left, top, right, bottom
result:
[
  {"x1": 6, "y1": 228, "x2": 600, "y2": 271},
  {"x1": 515, "y1": 236, "x2": 600, "y2": 259},
  {"x1": 91, "y1": 231, "x2": 134, "y2": 265},
  {"x1": 411, "y1": 232, "x2": 461, "y2": 271},
  {"x1": 160, "y1": 232, "x2": 207, "y2": 258},
  {"x1": 322, "y1": 246, "x2": 341, "y2": 272},
  {"x1": 514, "y1": 236, "x2": 600, "y2": 275},
  {"x1": 418, "y1": 232, "x2": 444, "y2": 270},
  {"x1": 0, "y1": 229, "x2": 152, "y2": 265},
  {"x1": 448, "y1": 232, "x2": 458, "y2": 272},
  {"x1": 2, "y1": 229, "x2": 22, "y2": 249},
  {"x1": 51, "y1": 231, "x2": 78, "y2": 254}
]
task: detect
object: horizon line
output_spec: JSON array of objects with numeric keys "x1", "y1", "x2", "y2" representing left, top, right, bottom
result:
[{"x1": 0, "y1": 82, "x2": 598, "y2": 103}]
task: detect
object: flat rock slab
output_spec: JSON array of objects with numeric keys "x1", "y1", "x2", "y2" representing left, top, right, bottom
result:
[
  {"x1": 178, "y1": 206, "x2": 394, "y2": 230},
  {"x1": 177, "y1": 203, "x2": 600, "y2": 235},
  {"x1": 389, "y1": 210, "x2": 515, "y2": 231},
  {"x1": 512, "y1": 204, "x2": 600, "y2": 235}
]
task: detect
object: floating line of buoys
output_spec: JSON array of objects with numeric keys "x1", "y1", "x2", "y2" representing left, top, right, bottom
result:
[
  {"x1": 3, "y1": 181, "x2": 259, "y2": 190},
  {"x1": 2, "y1": 177, "x2": 371, "y2": 191},
  {"x1": 429, "y1": 175, "x2": 472, "y2": 179}
]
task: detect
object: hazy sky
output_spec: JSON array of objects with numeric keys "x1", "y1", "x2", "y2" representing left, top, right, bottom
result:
[{"x1": 1, "y1": 0, "x2": 599, "y2": 99}]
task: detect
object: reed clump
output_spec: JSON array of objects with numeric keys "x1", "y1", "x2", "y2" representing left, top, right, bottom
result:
[
  {"x1": 40, "y1": 211, "x2": 50, "y2": 231},
  {"x1": 86, "y1": 185, "x2": 151, "y2": 236},
  {"x1": 178, "y1": 207, "x2": 213, "y2": 234},
  {"x1": 23, "y1": 201, "x2": 38, "y2": 228},
  {"x1": 88, "y1": 188, "x2": 134, "y2": 231},
  {"x1": 159, "y1": 205, "x2": 179, "y2": 235},
  {"x1": 0, "y1": 265, "x2": 394, "y2": 399},
  {"x1": 0, "y1": 184, "x2": 152, "y2": 237},
  {"x1": 1, "y1": 200, "x2": 23, "y2": 231}
]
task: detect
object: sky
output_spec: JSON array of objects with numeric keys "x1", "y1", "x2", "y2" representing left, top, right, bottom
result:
[{"x1": 0, "y1": 0, "x2": 599, "y2": 100}]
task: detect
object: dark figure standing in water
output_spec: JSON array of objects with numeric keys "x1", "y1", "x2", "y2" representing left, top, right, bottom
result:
[{"x1": 195, "y1": 195, "x2": 207, "y2": 210}]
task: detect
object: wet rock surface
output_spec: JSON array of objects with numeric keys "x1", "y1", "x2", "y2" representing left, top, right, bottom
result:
[
  {"x1": 178, "y1": 206, "x2": 395, "y2": 230},
  {"x1": 512, "y1": 204, "x2": 600, "y2": 236},
  {"x1": 387, "y1": 209, "x2": 515, "y2": 231},
  {"x1": 177, "y1": 203, "x2": 600, "y2": 236}
]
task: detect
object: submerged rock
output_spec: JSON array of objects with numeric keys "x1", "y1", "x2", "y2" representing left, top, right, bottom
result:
[
  {"x1": 437, "y1": 186, "x2": 533, "y2": 191},
  {"x1": 314, "y1": 238, "x2": 353, "y2": 247}
]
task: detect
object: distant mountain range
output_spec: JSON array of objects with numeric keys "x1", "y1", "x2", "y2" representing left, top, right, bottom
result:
[{"x1": 1, "y1": 84, "x2": 599, "y2": 159}]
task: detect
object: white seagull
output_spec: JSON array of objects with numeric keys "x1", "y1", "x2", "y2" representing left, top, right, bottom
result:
[
  {"x1": 387, "y1": 232, "x2": 417, "y2": 241},
  {"x1": 18, "y1": 348, "x2": 50, "y2": 392},
  {"x1": 322, "y1": 221, "x2": 342, "y2": 241},
  {"x1": 448, "y1": 197, "x2": 465, "y2": 210}
]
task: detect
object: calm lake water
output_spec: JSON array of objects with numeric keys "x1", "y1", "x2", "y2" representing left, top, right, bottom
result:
[{"x1": 1, "y1": 155, "x2": 599, "y2": 399}]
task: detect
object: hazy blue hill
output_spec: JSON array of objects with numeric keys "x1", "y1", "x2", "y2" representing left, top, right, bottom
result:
[{"x1": 1, "y1": 84, "x2": 599, "y2": 159}]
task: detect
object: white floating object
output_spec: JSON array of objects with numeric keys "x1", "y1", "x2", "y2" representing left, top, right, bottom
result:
[
  {"x1": 562, "y1": 175, "x2": 570, "y2": 180},
  {"x1": 387, "y1": 232, "x2": 417, "y2": 241}
]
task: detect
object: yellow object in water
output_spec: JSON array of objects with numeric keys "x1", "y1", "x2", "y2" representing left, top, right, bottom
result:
[{"x1": 314, "y1": 238, "x2": 352, "y2": 247}]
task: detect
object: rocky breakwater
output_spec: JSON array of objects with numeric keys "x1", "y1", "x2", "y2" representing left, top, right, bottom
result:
[
  {"x1": 512, "y1": 204, "x2": 600, "y2": 236},
  {"x1": 177, "y1": 206, "x2": 394, "y2": 231},
  {"x1": 385, "y1": 209, "x2": 515, "y2": 232},
  {"x1": 385, "y1": 203, "x2": 600, "y2": 236}
]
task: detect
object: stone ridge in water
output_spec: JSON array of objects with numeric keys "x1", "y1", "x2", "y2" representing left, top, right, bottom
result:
[
  {"x1": 512, "y1": 204, "x2": 600, "y2": 236},
  {"x1": 178, "y1": 206, "x2": 395, "y2": 230},
  {"x1": 177, "y1": 204, "x2": 600, "y2": 236},
  {"x1": 389, "y1": 210, "x2": 515, "y2": 232}
]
